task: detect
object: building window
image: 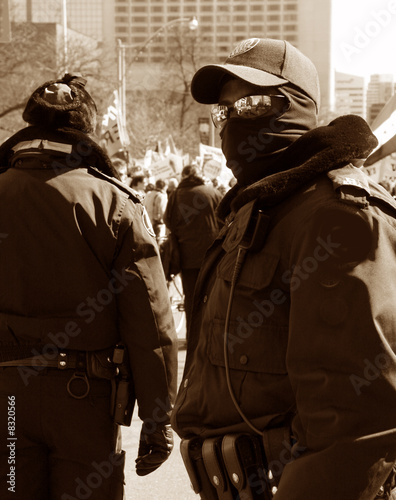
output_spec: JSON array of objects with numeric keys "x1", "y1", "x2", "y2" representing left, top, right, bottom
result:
[
  {"x1": 235, "y1": 15, "x2": 247, "y2": 22},
  {"x1": 284, "y1": 24, "x2": 297, "y2": 31},
  {"x1": 268, "y1": 15, "x2": 280, "y2": 21},
  {"x1": 285, "y1": 4, "x2": 298, "y2": 10},
  {"x1": 284, "y1": 14, "x2": 298, "y2": 21},
  {"x1": 268, "y1": 5, "x2": 281, "y2": 11}
]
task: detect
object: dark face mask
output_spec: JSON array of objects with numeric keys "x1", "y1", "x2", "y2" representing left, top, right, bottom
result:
[{"x1": 220, "y1": 85, "x2": 318, "y2": 186}]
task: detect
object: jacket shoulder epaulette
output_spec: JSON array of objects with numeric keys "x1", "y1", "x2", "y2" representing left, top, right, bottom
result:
[
  {"x1": 327, "y1": 163, "x2": 396, "y2": 215},
  {"x1": 87, "y1": 166, "x2": 143, "y2": 204},
  {"x1": 326, "y1": 163, "x2": 370, "y2": 208}
]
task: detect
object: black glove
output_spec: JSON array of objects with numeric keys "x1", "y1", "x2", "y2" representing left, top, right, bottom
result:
[{"x1": 135, "y1": 423, "x2": 174, "y2": 476}]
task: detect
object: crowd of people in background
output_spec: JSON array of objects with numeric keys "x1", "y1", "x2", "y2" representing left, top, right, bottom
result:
[{"x1": 111, "y1": 157, "x2": 232, "y2": 330}]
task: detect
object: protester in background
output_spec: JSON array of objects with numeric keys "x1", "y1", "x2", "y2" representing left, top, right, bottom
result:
[
  {"x1": 112, "y1": 157, "x2": 131, "y2": 186},
  {"x1": 171, "y1": 38, "x2": 396, "y2": 499},
  {"x1": 0, "y1": 74, "x2": 177, "y2": 500},
  {"x1": 144, "y1": 178, "x2": 168, "y2": 243},
  {"x1": 166, "y1": 177, "x2": 178, "y2": 197},
  {"x1": 145, "y1": 182, "x2": 155, "y2": 194},
  {"x1": 217, "y1": 183, "x2": 227, "y2": 196},
  {"x1": 164, "y1": 165, "x2": 222, "y2": 336},
  {"x1": 130, "y1": 174, "x2": 146, "y2": 197}
]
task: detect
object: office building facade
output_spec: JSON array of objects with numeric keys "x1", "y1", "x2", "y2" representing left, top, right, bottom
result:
[
  {"x1": 9, "y1": 0, "x2": 333, "y2": 112},
  {"x1": 115, "y1": 0, "x2": 333, "y2": 112},
  {"x1": 9, "y1": 0, "x2": 114, "y2": 43},
  {"x1": 335, "y1": 72, "x2": 366, "y2": 119},
  {"x1": 366, "y1": 74, "x2": 395, "y2": 125}
]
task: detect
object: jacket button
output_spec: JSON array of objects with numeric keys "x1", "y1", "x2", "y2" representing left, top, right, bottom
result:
[
  {"x1": 203, "y1": 295, "x2": 208, "y2": 303},
  {"x1": 240, "y1": 355, "x2": 248, "y2": 365},
  {"x1": 183, "y1": 378, "x2": 188, "y2": 388}
]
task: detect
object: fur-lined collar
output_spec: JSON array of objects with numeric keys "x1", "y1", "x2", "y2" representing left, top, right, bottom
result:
[
  {"x1": 0, "y1": 125, "x2": 118, "y2": 178},
  {"x1": 217, "y1": 115, "x2": 378, "y2": 221}
]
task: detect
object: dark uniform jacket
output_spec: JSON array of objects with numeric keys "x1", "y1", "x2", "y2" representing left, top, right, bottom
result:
[
  {"x1": 171, "y1": 116, "x2": 396, "y2": 498},
  {"x1": 0, "y1": 126, "x2": 178, "y2": 421},
  {"x1": 164, "y1": 176, "x2": 222, "y2": 269}
]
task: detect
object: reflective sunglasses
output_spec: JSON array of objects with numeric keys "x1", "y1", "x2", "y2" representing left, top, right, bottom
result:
[{"x1": 211, "y1": 94, "x2": 289, "y2": 129}]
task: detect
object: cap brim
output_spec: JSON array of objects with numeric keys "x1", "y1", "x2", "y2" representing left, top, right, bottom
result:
[{"x1": 191, "y1": 64, "x2": 288, "y2": 104}]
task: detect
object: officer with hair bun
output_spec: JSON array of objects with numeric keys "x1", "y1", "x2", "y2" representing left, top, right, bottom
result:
[{"x1": 0, "y1": 74, "x2": 177, "y2": 499}]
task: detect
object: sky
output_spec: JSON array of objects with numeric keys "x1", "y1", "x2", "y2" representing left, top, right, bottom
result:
[{"x1": 332, "y1": 0, "x2": 396, "y2": 81}]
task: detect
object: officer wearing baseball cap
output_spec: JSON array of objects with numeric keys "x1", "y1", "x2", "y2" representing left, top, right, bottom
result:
[
  {"x1": 172, "y1": 39, "x2": 396, "y2": 499},
  {"x1": 0, "y1": 74, "x2": 177, "y2": 499}
]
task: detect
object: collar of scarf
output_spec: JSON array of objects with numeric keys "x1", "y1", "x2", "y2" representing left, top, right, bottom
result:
[
  {"x1": 0, "y1": 125, "x2": 119, "y2": 178},
  {"x1": 217, "y1": 115, "x2": 378, "y2": 222}
]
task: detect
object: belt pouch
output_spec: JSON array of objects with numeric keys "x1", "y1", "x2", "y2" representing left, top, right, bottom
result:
[
  {"x1": 222, "y1": 433, "x2": 272, "y2": 500},
  {"x1": 202, "y1": 437, "x2": 237, "y2": 499},
  {"x1": 180, "y1": 437, "x2": 219, "y2": 500}
]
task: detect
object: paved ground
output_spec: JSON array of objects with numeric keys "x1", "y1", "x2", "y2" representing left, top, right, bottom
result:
[
  {"x1": 123, "y1": 279, "x2": 196, "y2": 499},
  {"x1": 122, "y1": 348, "x2": 197, "y2": 500}
]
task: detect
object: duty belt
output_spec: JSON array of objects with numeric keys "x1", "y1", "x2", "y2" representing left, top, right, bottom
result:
[{"x1": 0, "y1": 350, "x2": 85, "y2": 369}]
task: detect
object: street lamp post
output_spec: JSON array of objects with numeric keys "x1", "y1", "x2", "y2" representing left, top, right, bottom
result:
[{"x1": 117, "y1": 16, "x2": 198, "y2": 131}]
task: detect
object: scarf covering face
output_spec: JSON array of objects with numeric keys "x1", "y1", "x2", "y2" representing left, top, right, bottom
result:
[
  {"x1": 220, "y1": 84, "x2": 318, "y2": 186},
  {"x1": 216, "y1": 114, "x2": 379, "y2": 222}
]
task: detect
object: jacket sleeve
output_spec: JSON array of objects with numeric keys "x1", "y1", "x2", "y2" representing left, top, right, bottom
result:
[
  {"x1": 275, "y1": 200, "x2": 396, "y2": 499},
  {"x1": 112, "y1": 198, "x2": 178, "y2": 424}
]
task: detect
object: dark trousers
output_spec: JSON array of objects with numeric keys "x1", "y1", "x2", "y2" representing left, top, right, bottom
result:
[
  {"x1": 181, "y1": 268, "x2": 200, "y2": 338},
  {"x1": 0, "y1": 367, "x2": 125, "y2": 500}
]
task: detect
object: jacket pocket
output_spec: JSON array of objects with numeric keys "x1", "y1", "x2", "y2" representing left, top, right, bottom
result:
[
  {"x1": 216, "y1": 250, "x2": 280, "y2": 290},
  {"x1": 208, "y1": 318, "x2": 288, "y2": 375}
]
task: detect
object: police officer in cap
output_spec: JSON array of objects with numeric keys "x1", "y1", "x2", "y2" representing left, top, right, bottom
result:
[{"x1": 172, "y1": 38, "x2": 396, "y2": 499}]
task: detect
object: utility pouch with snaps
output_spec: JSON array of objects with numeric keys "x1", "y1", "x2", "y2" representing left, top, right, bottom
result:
[
  {"x1": 86, "y1": 347, "x2": 119, "y2": 380},
  {"x1": 222, "y1": 433, "x2": 273, "y2": 500},
  {"x1": 202, "y1": 437, "x2": 237, "y2": 499},
  {"x1": 180, "y1": 437, "x2": 219, "y2": 500}
]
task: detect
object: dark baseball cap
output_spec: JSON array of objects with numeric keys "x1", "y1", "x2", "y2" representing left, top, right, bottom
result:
[{"x1": 191, "y1": 38, "x2": 320, "y2": 109}]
